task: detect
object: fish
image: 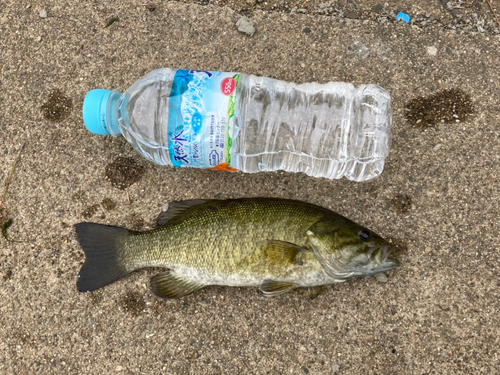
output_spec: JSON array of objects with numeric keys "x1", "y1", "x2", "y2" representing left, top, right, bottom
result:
[{"x1": 75, "y1": 198, "x2": 399, "y2": 299}]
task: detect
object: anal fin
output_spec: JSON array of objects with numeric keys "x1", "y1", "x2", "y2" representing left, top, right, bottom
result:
[
  {"x1": 260, "y1": 280, "x2": 298, "y2": 296},
  {"x1": 151, "y1": 270, "x2": 206, "y2": 299}
]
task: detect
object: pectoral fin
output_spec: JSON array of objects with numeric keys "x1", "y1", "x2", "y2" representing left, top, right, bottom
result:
[
  {"x1": 305, "y1": 286, "x2": 323, "y2": 299},
  {"x1": 261, "y1": 240, "x2": 308, "y2": 266},
  {"x1": 151, "y1": 270, "x2": 206, "y2": 299},
  {"x1": 260, "y1": 280, "x2": 298, "y2": 296},
  {"x1": 297, "y1": 286, "x2": 324, "y2": 299}
]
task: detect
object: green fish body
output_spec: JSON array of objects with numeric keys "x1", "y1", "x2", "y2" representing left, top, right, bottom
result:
[{"x1": 75, "y1": 198, "x2": 399, "y2": 299}]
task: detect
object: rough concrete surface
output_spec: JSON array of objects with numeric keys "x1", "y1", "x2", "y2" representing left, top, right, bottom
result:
[{"x1": 1, "y1": 0, "x2": 500, "y2": 374}]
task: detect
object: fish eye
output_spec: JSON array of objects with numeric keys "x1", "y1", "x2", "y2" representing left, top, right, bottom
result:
[{"x1": 357, "y1": 231, "x2": 371, "y2": 242}]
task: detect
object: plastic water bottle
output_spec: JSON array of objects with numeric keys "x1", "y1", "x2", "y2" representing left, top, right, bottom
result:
[{"x1": 82, "y1": 68, "x2": 392, "y2": 181}]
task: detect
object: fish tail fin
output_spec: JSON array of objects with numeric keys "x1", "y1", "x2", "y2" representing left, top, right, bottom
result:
[{"x1": 75, "y1": 222, "x2": 131, "y2": 292}]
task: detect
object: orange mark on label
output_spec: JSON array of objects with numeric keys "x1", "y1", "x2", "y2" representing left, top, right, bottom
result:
[{"x1": 208, "y1": 163, "x2": 238, "y2": 172}]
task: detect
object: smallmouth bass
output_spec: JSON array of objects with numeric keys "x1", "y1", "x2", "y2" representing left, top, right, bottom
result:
[{"x1": 75, "y1": 198, "x2": 399, "y2": 299}]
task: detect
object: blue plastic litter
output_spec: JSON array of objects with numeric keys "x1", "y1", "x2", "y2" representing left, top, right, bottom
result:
[{"x1": 396, "y1": 12, "x2": 410, "y2": 23}]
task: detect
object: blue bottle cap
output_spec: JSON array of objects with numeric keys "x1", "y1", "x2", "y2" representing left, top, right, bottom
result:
[
  {"x1": 82, "y1": 89, "x2": 112, "y2": 135},
  {"x1": 396, "y1": 12, "x2": 410, "y2": 23}
]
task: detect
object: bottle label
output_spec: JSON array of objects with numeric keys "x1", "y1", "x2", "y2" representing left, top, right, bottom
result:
[{"x1": 167, "y1": 69, "x2": 240, "y2": 171}]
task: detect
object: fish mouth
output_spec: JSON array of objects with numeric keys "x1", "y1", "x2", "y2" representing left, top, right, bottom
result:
[
  {"x1": 381, "y1": 258, "x2": 400, "y2": 270},
  {"x1": 367, "y1": 245, "x2": 400, "y2": 269}
]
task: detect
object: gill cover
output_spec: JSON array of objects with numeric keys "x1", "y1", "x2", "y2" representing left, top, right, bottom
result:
[{"x1": 306, "y1": 220, "x2": 399, "y2": 280}]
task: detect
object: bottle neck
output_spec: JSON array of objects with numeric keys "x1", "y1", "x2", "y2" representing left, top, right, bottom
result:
[{"x1": 107, "y1": 90, "x2": 122, "y2": 136}]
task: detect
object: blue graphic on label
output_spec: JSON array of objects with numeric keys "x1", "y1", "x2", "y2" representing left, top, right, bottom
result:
[
  {"x1": 191, "y1": 112, "x2": 203, "y2": 134},
  {"x1": 167, "y1": 69, "x2": 238, "y2": 169},
  {"x1": 209, "y1": 150, "x2": 220, "y2": 166}
]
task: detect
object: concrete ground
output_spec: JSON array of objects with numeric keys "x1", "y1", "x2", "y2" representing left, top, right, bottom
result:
[{"x1": 1, "y1": 0, "x2": 499, "y2": 374}]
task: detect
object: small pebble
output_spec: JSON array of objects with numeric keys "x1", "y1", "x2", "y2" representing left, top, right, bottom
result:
[
  {"x1": 375, "y1": 273, "x2": 388, "y2": 283},
  {"x1": 427, "y1": 46, "x2": 437, "y2": 56},
  {"x1": 331, "y1": 362, "x2": 340, "y2": 373},
  {"x1": 115, "y1": 365, "x2": 123, "y2": 372},
  {"x1": 162, "y1": 203, "x2": 169, "y2": 212},
  {"x1": 39, "y1": 9, "x2": 47, "y2": 18},
  {"x1": 236, "y1": 16, "x2": 255, "y2": 36},
  {"x1": 37, "y1": 36, "x2": 42, "y2": 42},
  {"x1": 433, "y1": 144, "x2": 442, "y2": 151},
  {"x1": 425, "y1": 247, "x2": 432, "y2": 253}
]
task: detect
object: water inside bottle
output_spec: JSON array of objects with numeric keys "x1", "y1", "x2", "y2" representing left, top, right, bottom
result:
[
  {"x1": 234, "y1": 75, "x2": 391, "y2": 181},
  {"x1": 117, "y1": 69, "x2": 176, "y2": 165}
]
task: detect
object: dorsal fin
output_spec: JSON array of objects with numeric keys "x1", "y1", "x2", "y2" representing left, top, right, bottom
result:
[{"x1": 157, "y1": 200, "x2": 211, "y2": 227}]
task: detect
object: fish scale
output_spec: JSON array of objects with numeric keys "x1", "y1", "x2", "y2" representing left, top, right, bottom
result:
[{"x1": 125, "y1": 200, "x2": 320, "y2": 276}]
